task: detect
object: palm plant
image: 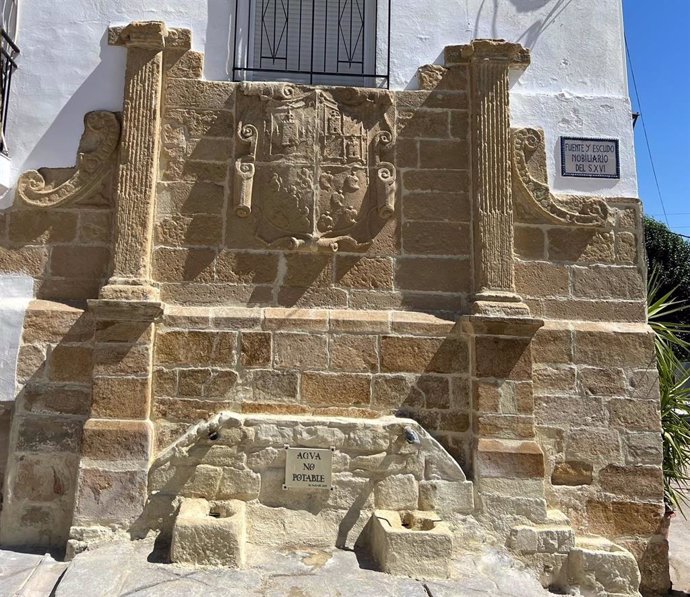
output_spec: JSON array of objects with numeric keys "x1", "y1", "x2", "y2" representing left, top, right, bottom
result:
[{"x1": 647, "y1": 270, "x2": 690, "y2": 513}]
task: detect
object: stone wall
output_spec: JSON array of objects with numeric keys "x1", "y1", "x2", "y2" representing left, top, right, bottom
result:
[
  {"x1": 0, "y1": 21, "x2": 667, "y2": 594},
  {"x1": 153, "y1": 308, "x2": 471, "y2": 468},
  {"x1": 0, "y1": 301, "x2": 93, "y2": 547},
  {"x1": 139, "y1": 413, "x2": 473, "y2": 552},
  {"x1": 154, "y1": 53, "x2": 471, "y2": 313}
]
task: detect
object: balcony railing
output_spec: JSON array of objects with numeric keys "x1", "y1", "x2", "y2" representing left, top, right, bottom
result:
[
  {"x1": 233, "y1": 0, "x2": 391, "y2": 88},
  {"x1": 0, "y1": 29, "x2": 19, "y2": 154}
]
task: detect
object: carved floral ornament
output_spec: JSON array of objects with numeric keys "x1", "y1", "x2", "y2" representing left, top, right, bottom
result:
[
  {"x1": 233, "y1": 83, "x2": 396, "y2": 252},
  {"x1": 511, "y1": 127, "x2": 609, "y2": 227},
  {"x1": 16, "y1": 111, "x2": 121, "y2": 208}
]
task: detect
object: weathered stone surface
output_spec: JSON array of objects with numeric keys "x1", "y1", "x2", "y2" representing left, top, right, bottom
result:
[
  {"x1": 381, "y1": 336, "x2": 467, "y2": 374},
  {"x1": 249, "y1": 370, "x2": 299, "y2": 403},
  {"x1": 551, "y1": 461, "x2": 593, "y2": 486},
  {"x1": 598, "y1": 465, "x2": 663, "y2": 501},
  {"x1": 302, "y1": 373, "x2": 370, "y2": 407},
  {"x1": 217, "y1": 468, "x2": 261, "y2": 500},
  {"x1": 273, "y1": 333, "x2": 328, "y2": 370},
  {"x1": 586, "y1": 499, "x2": 664, "y2": 537},
  {"x1": 73, "y1": 468, "x2": 148, "y2": 526},
  {"x1": 329, "y1": 334, "x2": 378, "y2": 373},
  {"x1": 240, "y1": 332, "x2": 271, "y2": 368},
  {"x1": 369, "y1": 509, "x2": 453, "y2": 579},
  {"x1": 609, "y1": 398, "x2": 661, "y2": 432},
  {"x1": 171, "y1": 498, "x2": 246, "y2": 568},
  {"x1": 515, "y1": 262, "x2": 568, "y2": 298},
  {"x1": 566, "y1": 428, "x2": 622, "y2": 465},
  {"x1": 335, "y1": 257, "x2": 394, "y2": 290},
  {"x1": 156, "y1": 330, "x2": 236, "y2": 366},
  {"x1": 374, "y1": 474, "x2": 419, "y2": 510},
  {"x1": 13, "y1": 454, "x2": 78, "y2": 501},
  {"x1": 81, "y1": 419, "x2": 152, "y2": 461},
  {"x1": 475, "y1": 439, "x2": 545, "y2": 479},
  {"x1": 418, "y1": 480, "x2": 474, "y2": 513},
  {"x1": 48, "y1": 345, "x2": 93, "y2": 383},
  {"x1": 395, "y1": 257, "x2": 470, "y2": 293},
  {"x1": 92, "y1": 376, "x2": 151, "y2": 419}
]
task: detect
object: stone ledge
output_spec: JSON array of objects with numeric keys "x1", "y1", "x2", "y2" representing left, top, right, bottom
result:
[{"x1": 159, "y1": 305, "x2": 457, "y2": 336}]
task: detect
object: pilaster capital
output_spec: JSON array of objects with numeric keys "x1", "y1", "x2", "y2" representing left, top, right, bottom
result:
[
  {"x1": 109, "y1": 21, "x2": 168, "y2": 50},
  {"x1": 445, "y1": 39, "x2": 530, "y2": 68}
]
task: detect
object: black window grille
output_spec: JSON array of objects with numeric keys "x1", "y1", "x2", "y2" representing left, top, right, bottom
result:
[
  {"x1": 233, "y1": 0, "x2": 390, "y2": 88},
  {"x1": 0, "y1": 29, "x2": 19, "y2": 154}
]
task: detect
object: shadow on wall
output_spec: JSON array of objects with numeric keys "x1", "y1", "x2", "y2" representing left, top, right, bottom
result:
[
  {"x1": 0, "y1": 310, "x2": 95, "y2": 553},
  {"x1": 17, "y1": 29, "x2": 125, "y2": 185},
  {"x1": 205, "y1": 0, "x2": 235, "y2": 80},
  {"x1": 473, "y1": 0, "x2": 573, "y2": 50}
]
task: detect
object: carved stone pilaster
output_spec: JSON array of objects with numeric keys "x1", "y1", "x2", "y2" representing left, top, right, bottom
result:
[
  {"x1": 455, "y1": 40, "x2": 531, "y2": 317},
  {"x1": 100, "y1": 22, "x2": 168, "y2": 302}
]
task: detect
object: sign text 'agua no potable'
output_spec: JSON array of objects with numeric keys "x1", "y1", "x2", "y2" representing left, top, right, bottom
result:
[
  {"x1": 560, "y1": 137, "x2": 620, "y2": 179},
  {"x1": 284, "y1": 447, "x2": 333, "y2": 490}
]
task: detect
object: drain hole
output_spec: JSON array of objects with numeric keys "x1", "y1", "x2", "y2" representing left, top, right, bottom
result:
[{"x1": 209, "y1": 510, "x2": 221, "y2": 518}]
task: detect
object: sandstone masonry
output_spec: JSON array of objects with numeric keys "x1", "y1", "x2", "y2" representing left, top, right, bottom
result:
[{"x1": 0, "y1": 22, "x2": 666, "y2": 596}]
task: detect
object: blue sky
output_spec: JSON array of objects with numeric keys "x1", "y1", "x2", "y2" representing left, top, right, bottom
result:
[{"x1": 623, "y1": 1, "x2": 690, "y2": 237}]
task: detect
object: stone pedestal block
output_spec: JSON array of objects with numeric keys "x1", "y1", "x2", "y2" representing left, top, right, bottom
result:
[
  {"x1": 367, "y1": 510, "x2": 453, "y2": 579},
  {"x1": 171, "y1": 498, "x2": 247, "y2": 568}
]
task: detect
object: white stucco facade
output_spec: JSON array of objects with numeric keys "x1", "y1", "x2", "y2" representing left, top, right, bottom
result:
[
  {"x1": 0, "y1": 0, "x2": 637, "y2": 399},
  {"x1": 4, "y1": 0, "x2": 636, "y2": 204}
]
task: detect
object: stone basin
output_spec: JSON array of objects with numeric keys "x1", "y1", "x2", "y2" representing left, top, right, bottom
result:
[
  {"x1": 367, "y1": 509, "x2": 453, "y2": 579},
  {"x1": 170, "y1": 498, "x2": 246, "y2": 568}
]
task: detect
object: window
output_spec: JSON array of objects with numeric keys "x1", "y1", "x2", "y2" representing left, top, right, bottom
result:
[
  {"x1": 0, "y1": 28, "x2": 19, "y2": 154},
  {"x1": 233, "y1": 0, "x2": 390, "y2": 88}
]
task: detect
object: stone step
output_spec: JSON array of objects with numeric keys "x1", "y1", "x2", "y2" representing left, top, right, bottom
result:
[
  {"x1": 12, "y1": 553, "x2": 68, "y2": 597},
  {"x1": 566, "y1": 536, "x2": 641, "y2": 597}
]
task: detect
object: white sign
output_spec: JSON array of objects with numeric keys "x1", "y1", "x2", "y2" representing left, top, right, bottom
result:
[
  {"x1": 284, "y1": 447, "x2": 333, "y2": 490},
  {"x1": 560, "y1": 137, "x2": 620, "y2": 179}
]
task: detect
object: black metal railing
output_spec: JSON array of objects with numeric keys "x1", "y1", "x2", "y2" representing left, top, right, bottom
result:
[
  {"x1": 233, "y1": 0, "x2": 390, "y2": 88},
  {"x1": 0, "y1": 29, "x2": 19, "y2": 154}
]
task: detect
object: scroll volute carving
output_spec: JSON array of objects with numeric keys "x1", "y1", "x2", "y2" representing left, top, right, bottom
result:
[
  {"x1": 511, "y1": 127, "x2": 609, "y2": 227},
  {"x1": 233, "y1": 83, "x2": 396, "y2": 252},
  {"x1": 17, "y1": 111, "x2": 121, "y2": 208}
]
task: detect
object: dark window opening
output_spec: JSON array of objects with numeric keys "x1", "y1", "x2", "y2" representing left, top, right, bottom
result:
[{"x1": 233, "y1": 0, "x2": 390, "y2": 88}]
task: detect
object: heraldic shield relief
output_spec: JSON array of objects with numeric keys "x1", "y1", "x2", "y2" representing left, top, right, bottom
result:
[{"x1": 234, "y1": 84, "x2": 396, "y2": 252}]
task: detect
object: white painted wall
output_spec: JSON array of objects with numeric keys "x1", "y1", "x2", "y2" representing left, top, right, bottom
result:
[
  {"x1": 3, "y1": 0, "x2": 636, "y2": 207},
  {"x1": 0, "y1": 276, "x2": 32, "y2": 402},
  {"x1": 0, "y1": 0, "x2": 636, "y2": 404}
]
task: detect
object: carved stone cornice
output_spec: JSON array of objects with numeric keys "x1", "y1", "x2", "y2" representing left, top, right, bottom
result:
[
  {"x1": 108, "y1": 22, "x2": 192, "y2": 51},
  {"x1": 16, "y1": 111, "x2": 120, "y2": 208},
  {"x1": 445, "y1": 39, "x2": 530, "y2": 66},
  {"x1": 108, "y1": 21, "x2": 168, "y2": 50},
  {"x1": 512, "y1": 127, "x2": 609, "y2": 227}
]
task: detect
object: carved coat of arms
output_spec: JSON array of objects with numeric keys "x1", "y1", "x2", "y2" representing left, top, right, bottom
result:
[{"x1": 234, "y1": 84, "x2": 396, "y2": 252}]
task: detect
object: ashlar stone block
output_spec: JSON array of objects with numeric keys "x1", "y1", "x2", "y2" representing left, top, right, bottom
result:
[
  {"x1": 367, "y1": 510, "x2": 453, "y2": 579},
  {"x1": 374, "y1": 474, "x2": 418, "y2": 510},
  {"x1": 171, "y1": 498, "x2": 246, "y2": 568}
]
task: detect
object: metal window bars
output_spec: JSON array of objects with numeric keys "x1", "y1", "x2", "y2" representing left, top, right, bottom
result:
[
  {"x1": 233, "y1": 0, "x2": 390, "y2": 88},
  {"x1": 0, "y1": 29, "x2": 18, "y2": 154}
]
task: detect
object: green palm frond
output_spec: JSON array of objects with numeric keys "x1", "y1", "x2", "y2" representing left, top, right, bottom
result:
[{"x1": 649, "y1": 268, "x2": 690, "y2": 514}]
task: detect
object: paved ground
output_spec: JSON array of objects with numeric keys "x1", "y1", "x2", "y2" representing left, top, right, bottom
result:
[
  {"x1": 670, "y1": 508, "x2": 690, "y2": 595},
  {"x1": 0, "y1": 512, "x2": 687, "y2": 596},
  {"x1": 1, "y1": 539, "x2": 551, "y2": 597}
]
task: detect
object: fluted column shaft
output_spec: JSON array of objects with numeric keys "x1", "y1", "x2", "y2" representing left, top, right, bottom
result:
[
  {"x1": 101, "y1": 22, "x2": 167, "y2": 301},
  {"x1": 456, "y1": 40, "x2": 530, "y2": 316}
]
